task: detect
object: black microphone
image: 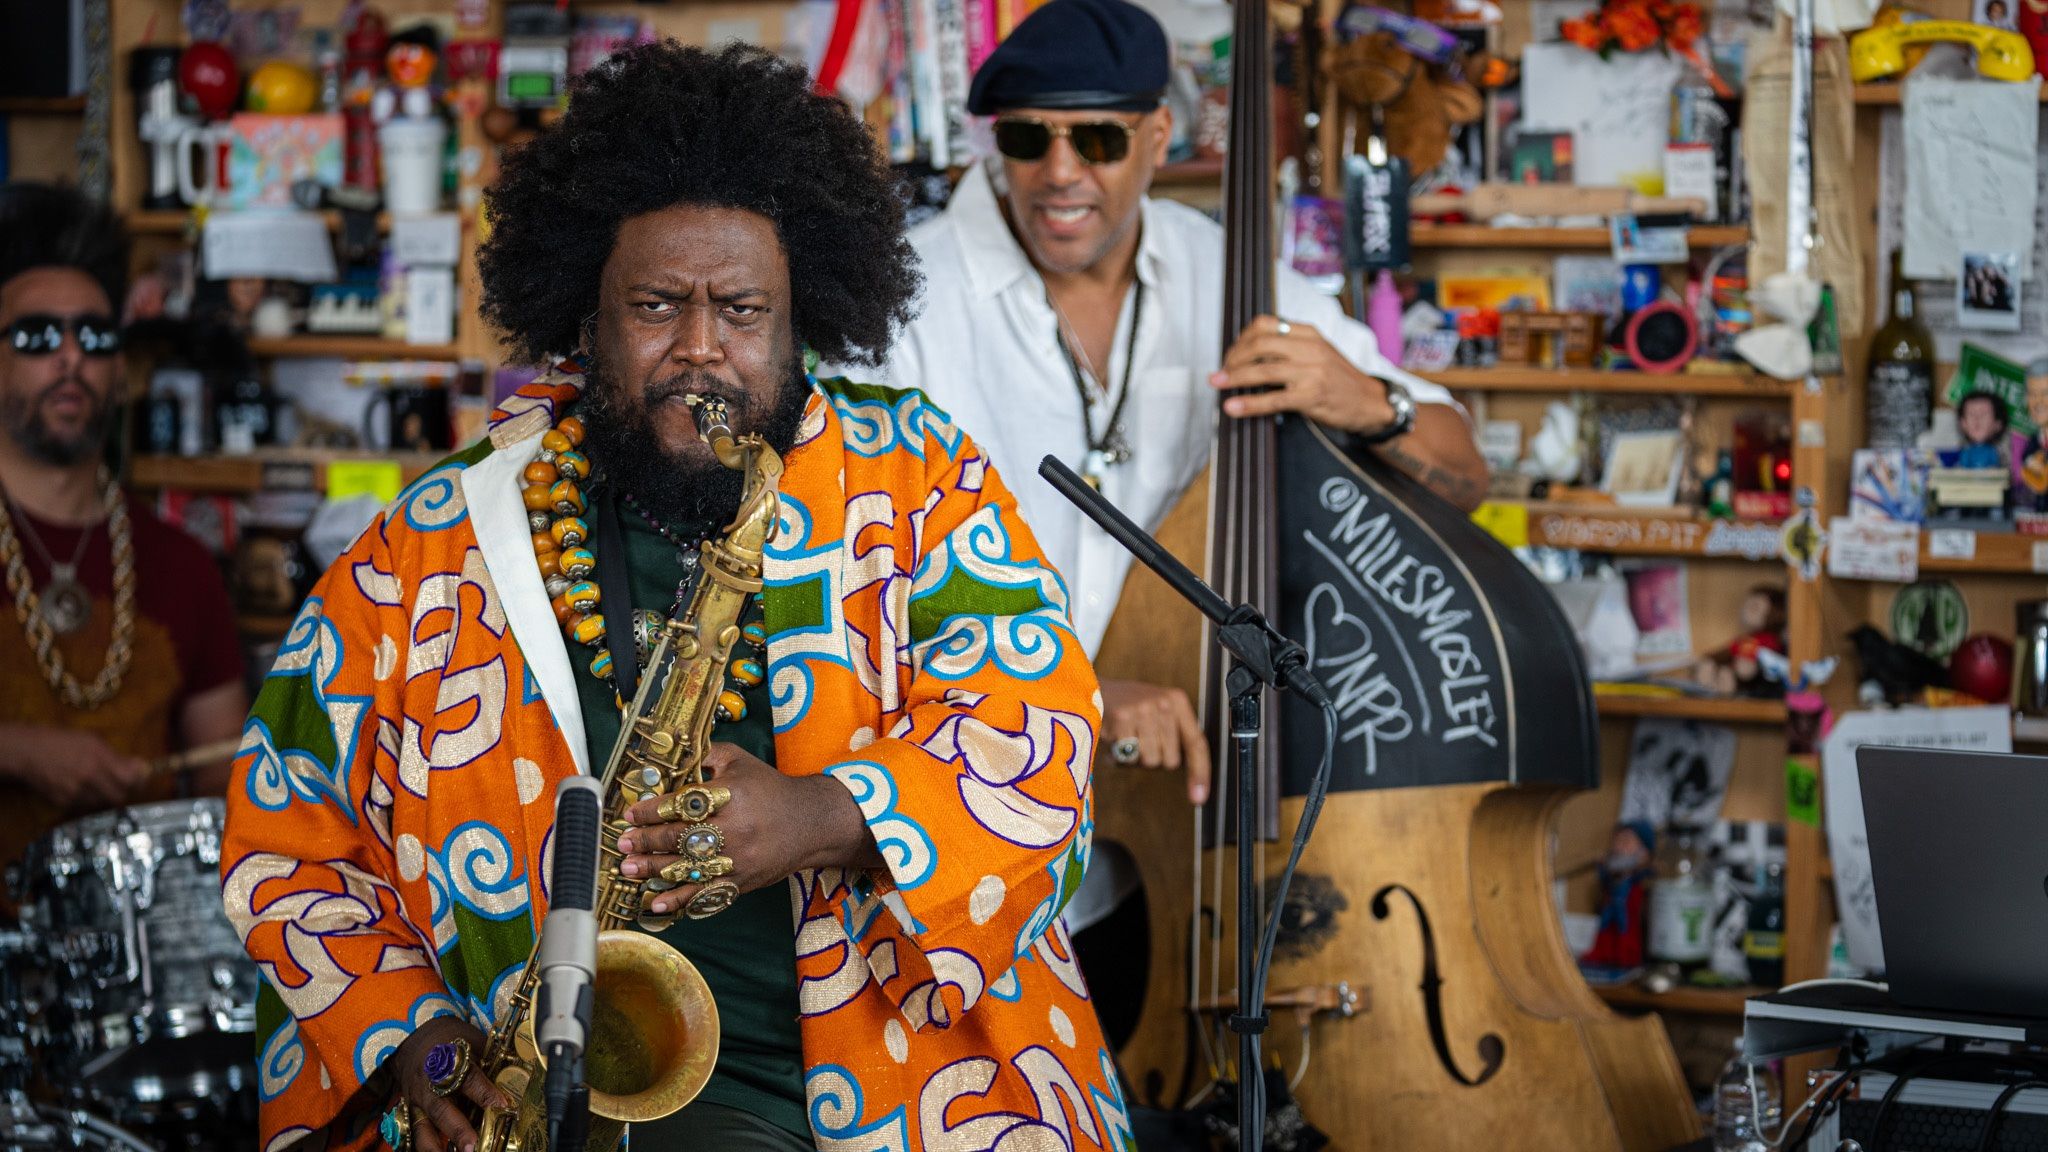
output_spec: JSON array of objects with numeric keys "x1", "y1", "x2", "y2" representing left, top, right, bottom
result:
[{"x1": 538, "y1": 776, "x2": 602, "y2": 1149}]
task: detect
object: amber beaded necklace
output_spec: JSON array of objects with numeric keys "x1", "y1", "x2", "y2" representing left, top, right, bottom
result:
[{"x1": 522, "y1": 410, "x2": 763, "y2": 721}]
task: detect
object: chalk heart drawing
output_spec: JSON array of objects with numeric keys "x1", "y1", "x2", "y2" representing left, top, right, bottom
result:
[{"x1": 1304, "y1": 582, "x2": 1374, "y2": 674}]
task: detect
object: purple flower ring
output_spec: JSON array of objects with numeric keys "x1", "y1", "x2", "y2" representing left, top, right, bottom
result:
[{"x1": 424, "y1": 1037, "x2": 471, "y2": 1098}]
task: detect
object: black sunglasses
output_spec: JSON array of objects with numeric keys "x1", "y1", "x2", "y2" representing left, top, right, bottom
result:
[
  {"x1": 4, "y1": 313, "x2": 122, "y2": 357},
  {"x1": 992, "y1": 117, "x2": 1137, "y2": 166}
]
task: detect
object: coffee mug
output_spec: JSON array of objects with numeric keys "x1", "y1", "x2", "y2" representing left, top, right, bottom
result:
[
  {"x1": 363, "y1": 384, "x2": 453, "y2": 452},
  {"x1": 175, "y1": 123, "x2": 234, "y2": 207},
  {"x1": 377, "y1": 117, "x2": 447, "y2": 215}
]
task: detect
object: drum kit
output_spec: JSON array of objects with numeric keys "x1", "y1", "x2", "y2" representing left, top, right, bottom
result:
[{"x1": 3, "y1": 789, "x2": 261, "y2": 1151}]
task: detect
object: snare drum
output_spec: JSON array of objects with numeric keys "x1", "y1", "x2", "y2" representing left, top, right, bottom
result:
[{"x1": 17, "y1": 798, "x2": 259, "y2": 1107}]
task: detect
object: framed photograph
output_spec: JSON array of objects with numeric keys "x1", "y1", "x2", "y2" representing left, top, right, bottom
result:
[
  {"x1": 1974, "y1": 0, "x2": 2018, "y2": 29},
  {"x1": 1958, "y1": 250, "x2": 2023, "y2": 332},
  {"x1": 1622, "y1": 562, "x2": 1693, "y2": 666},
  {"x1": 1602, "y1": 428, "x2": 1688, "y2": 506}
]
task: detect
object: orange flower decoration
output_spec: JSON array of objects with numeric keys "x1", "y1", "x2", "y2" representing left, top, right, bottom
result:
[
  {"x1": 1608, "y1": 4, "x2": 1662, "y2": 51},
  {"x1": 1561, "y1": 16, "x2": 1606, "y2": 49}
]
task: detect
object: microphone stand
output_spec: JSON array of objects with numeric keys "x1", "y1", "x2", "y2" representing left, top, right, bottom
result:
[{"x1": 1038, "y1": 456, "x2": 1331, "y2": 1152}]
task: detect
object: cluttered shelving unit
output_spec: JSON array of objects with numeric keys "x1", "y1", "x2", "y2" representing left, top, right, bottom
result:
[{"x1": 52, "y1": 0, "x2": 2046, "y2": 1108}]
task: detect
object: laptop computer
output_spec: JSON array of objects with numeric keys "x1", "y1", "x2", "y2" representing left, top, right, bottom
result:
[{"x1": 1857, "y1": 745, "x2": 2048, "y2": 1018}]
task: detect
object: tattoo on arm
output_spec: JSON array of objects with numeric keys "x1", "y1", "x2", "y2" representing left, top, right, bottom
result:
[{"x1": 1376, "y1": 438, "x2": 1487, "y2": 510}]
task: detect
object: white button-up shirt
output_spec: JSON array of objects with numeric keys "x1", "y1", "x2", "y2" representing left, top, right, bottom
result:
[{"x1": 864, "y1": 162, "x2": 1457, "y2": 657}]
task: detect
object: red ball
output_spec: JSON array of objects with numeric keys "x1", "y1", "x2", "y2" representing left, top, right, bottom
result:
[
  {"x1": 178, "y1": 42, "x2": 239, "y2": 120},
  {"x1": 1949, "y1": 633, "x2": 2015, "y2": 704}
]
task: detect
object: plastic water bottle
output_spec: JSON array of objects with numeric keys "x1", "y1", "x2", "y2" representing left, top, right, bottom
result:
[{"x1": 1712, "y1": 1038, "x2": 1781, "y2": 1152}]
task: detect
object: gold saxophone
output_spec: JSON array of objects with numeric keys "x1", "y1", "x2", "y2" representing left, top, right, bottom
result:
[{"x1": 476, "y1": 394, "x2": 785, "y2": 1151}]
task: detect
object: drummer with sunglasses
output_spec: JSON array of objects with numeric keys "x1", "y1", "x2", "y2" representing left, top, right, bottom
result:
[
  {"x1": 867, "y1": 0, "x2": 1485, "y2": 813},
  {"x1": 0, "y1": 184, "x2": 246, "y2": 916}
]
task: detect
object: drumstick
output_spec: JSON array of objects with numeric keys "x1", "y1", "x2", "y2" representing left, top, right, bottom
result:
[{"x1": 148, "y1": 737, "x2": 244, "y2": 778}]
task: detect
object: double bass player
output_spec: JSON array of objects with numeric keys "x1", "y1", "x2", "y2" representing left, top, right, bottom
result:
[{"x1": 862, "y1": 0, "x2": 1488, "y2": 1031}]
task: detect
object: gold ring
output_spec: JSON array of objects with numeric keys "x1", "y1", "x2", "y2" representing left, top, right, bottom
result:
[
  {"x1": 658, "y1": 784, "x2": 730, "y2": 824},
  {"x1": 679, "y1": 822, "x2": 725, "y2": 860},
  {"x1": 686, "y1": 879, "x2": 740, "y2": 919},
  {"x1": 660, "y1": 855, "x2": 734, "y2": 885}
]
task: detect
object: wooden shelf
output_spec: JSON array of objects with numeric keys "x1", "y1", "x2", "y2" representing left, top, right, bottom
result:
[
  {"x1": 1594, "y1": 982, "x2": 1762, "y2": 1017},
  {"x1": 0, "y1": 95, "x2": 86, "y2": 114},
  {"x1": 126, "y1": 209, "x2": 449, "y2": 235},
  {"x1": 1854, "y1": 81, "x2": 2048, "y2": 105},
  {"x1": 130, "y1": 450, "x2": 443, "y2": 494},
  {"x1": 1593, "y1": 692, "x2": 1788, "y2": 725},
  {"x1": 237, "y1": 613, "x2": 298, "y2": 638},
  {"x1": 1411, "y1": 224, "x2": 1749, "y2": 250},
  {"x1": 1431, "y1": 366, "x2": 1794, "y2": 397},
  {"x1": 1915, "y1": 529, "x2": 2048, "y2": 576},
  {"x1": 1508, "y1": 501, "x2": 1785, "y2": 560},
  {"x1": 1154, "y1": 158, "x2": 1223, "y2": 186},
  {"x1": 247, "y1": 336, "x2": 463, "y2": 361}
]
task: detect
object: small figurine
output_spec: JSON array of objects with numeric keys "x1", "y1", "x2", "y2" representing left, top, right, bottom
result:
[
  {"x1": 1927, "y1": 391, "x2": 2013, "y2": 521},
  {"x1": 1694, "y1": 585, "x2": 1788, "y2": 698},
  {"x1": 1703, "y1": 449, "x2": 1736, "y2": 518},
  {"x1": 2014, "y1": 360, "x2": 2048, "y2": 514},
  {"x1": 1951, "y1": 392, "x2": 2009, "y2": 469},
  {"x1": 1581, "y1": 820, "x2": 1657, "y2": 978}
]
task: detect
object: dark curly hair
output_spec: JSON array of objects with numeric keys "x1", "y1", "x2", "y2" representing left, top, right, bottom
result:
[
  {"x1": 0, "y1": 183, "x2": 129, "y2": 307},
  {"x1": 479, "y1": 41, "x2": 920, "y2": 367}
]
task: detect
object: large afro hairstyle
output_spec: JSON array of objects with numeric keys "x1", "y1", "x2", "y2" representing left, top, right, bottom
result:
[
  {"x1": 479, "y1": 41, "x2": 920, "y2": 367},
  {"x1": 0, "y1": 183, "x2": 129, "y2": 307}
]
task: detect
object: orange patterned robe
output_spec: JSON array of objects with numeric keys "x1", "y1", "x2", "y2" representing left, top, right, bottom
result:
[{"x1": 222, "y1": 367, "x2": 1123, "y2": 1150}]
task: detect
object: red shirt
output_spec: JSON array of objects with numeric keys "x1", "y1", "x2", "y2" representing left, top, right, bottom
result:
[{"x1": 0, "y1": 492, "x2": 241, "y2": 912}]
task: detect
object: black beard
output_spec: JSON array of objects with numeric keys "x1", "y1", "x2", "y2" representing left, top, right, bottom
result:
[
  {"x1": 3, "y1": 377, "x2": 111, "y2": 467},
  {"x1": 579, "y1": 347, "x2": 811, "y2": 528}
]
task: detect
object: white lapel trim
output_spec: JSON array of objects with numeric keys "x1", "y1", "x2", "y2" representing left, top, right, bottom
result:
[{"x1": 460, "y1": 431, "x2": 591, "y2": 775}]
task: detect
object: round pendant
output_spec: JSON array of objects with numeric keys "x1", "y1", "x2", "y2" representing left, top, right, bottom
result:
[{"x1": 39, "y1": 574, "x2": 93, "y2": 636}]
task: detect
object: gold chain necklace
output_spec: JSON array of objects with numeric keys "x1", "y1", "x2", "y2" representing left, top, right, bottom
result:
[{"x1": 0, "y1": 472, "x2": 136, "y2": 709}]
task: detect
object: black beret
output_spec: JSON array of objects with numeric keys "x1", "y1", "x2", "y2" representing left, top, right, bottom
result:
[{"x1": 966, "y1": 0, "x2": 1170, "y2": 116}]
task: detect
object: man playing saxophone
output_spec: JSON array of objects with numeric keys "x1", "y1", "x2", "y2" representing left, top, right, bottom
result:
[{"x1": 222, "y1": 44, "x2": 1112, "y2": 1152}]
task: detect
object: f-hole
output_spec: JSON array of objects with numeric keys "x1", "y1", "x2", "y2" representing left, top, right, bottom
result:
[{"x1": 1372, "y1": 883, "x2": 1506, "y2": 1087}]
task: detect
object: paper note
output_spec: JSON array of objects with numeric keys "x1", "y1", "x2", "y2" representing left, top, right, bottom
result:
[
  {"x1": 326, "y1": 460, "x2": 404, "y2": 504},
  {"x1": 1469, "y1": 501, "x2": 1529, "y2": 549},
  {"x1": 1521, "y1": 44, "x2": 1682, "y2": 191},
  {"x1": 202, "y1": 211, "x2": 338, "y2": 282},
  {"x1": 1826, "y1": 516, "x2": 1919, "y2": 582},
  {"x1": 1880, "y1": 109, "x2": 2048, "y2": 362},
  {"x1": 390, "y1": 214, "x2": 462, "y2": 268},
  {"x1": 1927, "y1": 528, "x2": 1976, "y2": 559},
  {"x1": 1821, "y1": 706, "x2": 2011, "y2": 972},
  {"x1": 1902, "y1": 77, "x2": 2041, "y2": 281}
]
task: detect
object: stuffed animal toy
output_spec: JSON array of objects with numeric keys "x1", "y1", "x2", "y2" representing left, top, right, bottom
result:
[{"x1": 1322, "y1": 30, "x2": 1491, "y2": 176}]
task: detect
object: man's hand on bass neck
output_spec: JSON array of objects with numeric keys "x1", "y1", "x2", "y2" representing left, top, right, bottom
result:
[{"x1": 1097, "y1": 679, "x2": 1211, "y2": 805}]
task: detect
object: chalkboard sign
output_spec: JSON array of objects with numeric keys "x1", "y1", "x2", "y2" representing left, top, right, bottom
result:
[{"x1": 1276, "y1": 419, "x2": 1597, "y2": 797}]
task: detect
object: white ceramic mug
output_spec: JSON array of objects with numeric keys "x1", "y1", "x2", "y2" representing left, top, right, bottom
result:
[
  {"x1": 174, "y1": 122, "x2": 234, "y2": 207},
  {"x1": 377, "y1": 117, "x2": 447, "y2": 215}
]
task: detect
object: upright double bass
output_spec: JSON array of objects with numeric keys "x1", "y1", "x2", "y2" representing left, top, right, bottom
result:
[{"x1": 1089, "y1": 0, "x2": 1700, "y2": 1145}]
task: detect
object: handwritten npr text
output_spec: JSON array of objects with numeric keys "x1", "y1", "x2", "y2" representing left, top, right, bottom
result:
[{"x1": 1300, "y1": 477, "x2": 1501, "y2": 774}]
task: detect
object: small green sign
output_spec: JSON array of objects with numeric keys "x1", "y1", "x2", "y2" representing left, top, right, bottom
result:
[{"x1": 1785, "y1": 758, "x2": 1819, "y2": 827}]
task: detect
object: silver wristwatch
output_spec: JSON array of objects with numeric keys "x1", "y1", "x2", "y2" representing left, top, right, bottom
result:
[{"x1": 1354, "y1": 377, "x2": 1415, "y2": 445}]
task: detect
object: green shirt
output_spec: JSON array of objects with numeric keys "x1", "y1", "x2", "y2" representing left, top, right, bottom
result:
[{"x1": 571, "y1": 494, "x2": 809, "y2": 1143}]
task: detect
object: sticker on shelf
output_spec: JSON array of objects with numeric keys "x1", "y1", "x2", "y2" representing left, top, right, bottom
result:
[
  {"x1": 1781, "y1": 508, "x2": 1828, "y2": 581},
  {"x1": 1927, "y1": 528, "x2": 1977, "y2": 560},
  {"x1": 1797, "y1": 419, "x2": 1827, "y2": 447},
  {"x1": 1470, "y1": 501, "x2": 1530, "y2": 549},
  {"x1": 326, "y1": 460, "x2": 404, "y2": 505},
  {"x1": 2033, "y1": 541, "x2": 2048, "y2": 574},
  {"x1": 1827, "y1": 517, "x2": 1919, "y2": 583}
]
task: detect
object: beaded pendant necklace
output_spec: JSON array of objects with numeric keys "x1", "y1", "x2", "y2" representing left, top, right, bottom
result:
[{"x1": 522, "y1": 410, "x2": 765, "y2": 721}]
